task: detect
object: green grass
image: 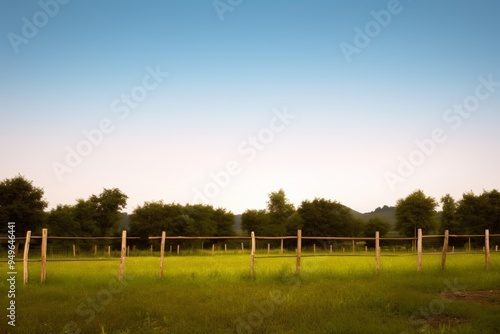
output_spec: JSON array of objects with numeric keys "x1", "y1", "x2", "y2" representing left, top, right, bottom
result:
[{"x1": 1, "y1": 253, "x2": 500, "y2": 334}]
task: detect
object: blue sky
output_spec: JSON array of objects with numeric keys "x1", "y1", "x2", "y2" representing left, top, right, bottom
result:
[{"x1": 1, "y1": 0, "x2": 499, "y2": 215}]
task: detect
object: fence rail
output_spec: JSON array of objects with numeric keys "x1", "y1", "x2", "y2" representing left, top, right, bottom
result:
[{"x1": 3, "y1": 229, "x2": 499, "y2": 284}]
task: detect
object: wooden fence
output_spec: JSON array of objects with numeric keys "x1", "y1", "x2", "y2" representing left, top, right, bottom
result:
[{"x1": 3, "y1": 228, "x2": 499, "y2": 283}]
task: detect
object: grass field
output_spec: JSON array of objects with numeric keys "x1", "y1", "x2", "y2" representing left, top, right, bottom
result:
[{"x1": 1, "y1": 252, "x2": 500, "y2": 334}]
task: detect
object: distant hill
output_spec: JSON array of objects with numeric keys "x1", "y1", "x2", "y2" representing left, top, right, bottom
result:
[{"x1": 361, "y1": 205, "x2": 397, "y2": 228}]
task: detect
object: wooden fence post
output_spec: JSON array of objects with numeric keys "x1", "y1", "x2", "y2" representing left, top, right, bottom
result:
[
  {"x1": 485, "y1": 229, "x2": 490, "y2": 270},
  {"x1": 417, "y1": 228, "x2": 423, "y2": 272},
  {"x1": 313, "y1": 244, "x2": 316, "y2": 254},
  {"x1": 94, "y1": 245, "x2": 97, "y2": 256},
  {"x1": 330, "y1": 244, "x2": 333, "y2": 254},
  {"x1": 212, "y1": 244, "x2": 215, "y2": 256},
  {"x1": 241, "y1": 242, "x2": 244, "y2": 254},
  {"x1": 177, "y1": 245, "x2": 180, "y2": 255},
  {"x1": 108, "y1": 246, "x2": 111, "y2": 257},
  {"x1": 267, "y1": 243, "x2": 270, "y2": 254},
  {"x1": 352, "y1": 239, "x2": 355, "y2": 252},
  {"x1": 72, "y1": 244, "x2": 76, "y2": 257},
  {"x1": 250, "y1": 232, "x2": 256, "y2": 277},
  {"x1": 23, "y1": 231, "x2": 31, "y2": 284},
  {"x1": 296, "y1": 230, "x2": 302, "y2": 275},
  {"x1": 119, "y1": 230, "x2": 126, "y2": 281},
  {"x1": 441, "y1": 230, "x2": 449, "y2": 270},
  {"x1": 127, "y1": 245, "x2": 130, "y2": 257},
  {"x1": 280, "y1": 238, "x2": 284, "y2": 254},
  {"x1": 40, "y1": 228, "x2": 48, "y2": 283},
  {"x1": 375, "y1": 231, "x2": 380, "y2": 273},
  {"x1": 159, "y1": 231, "x2": 166, "y2": 278},
  {"x1": 225, "y1": 244, "x2": 227, "y2": 253}
]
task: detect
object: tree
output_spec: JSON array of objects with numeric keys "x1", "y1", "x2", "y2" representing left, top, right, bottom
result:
[
  {"x1": 395, "y1": 190, "x2": 437, "y2": 237},
  {"x1": 129, "y1": 202, "x2": 235, "y2": 247},
  {"x1": 213, "y1": 207, "x2": 237, "y2": 236},
  {"x1": 241, "y1": 209, "x2": 269, "y2": 235},
  {"x1": 129, "y1": 201, "x2": 175, "y2": 246},
  {"x1": 363, "y1": 217, "x2": 391, "y2": 238},
  {"x1": 440, "y1": 194, "x2": 458, "y2": 233},
  {"x1": 267, "y1": 189, "x2": 295, "y2": 236},
  {"x1": 285, "y1": 211, "x2": 304, "y2": 235},
  {"x1": 0, "y1": 175, "x2": 48, "y2": 238},
  {"x1": 347, "y1": 217, "x2": 365, "y2": 238},
  {"x1": 90, "y1": 188, "x2": 128, "y2": 236},
  {"x1": 455, "y1": 190, "x2": 500, "y2": 235},
  {"x1": 363, "y1": 217, "x2": 391, "y2": 248},
  {"x1": 46, "y1": 204, "x2": 80, "y2": 236},
  {"x1": 297, "y1": 198, "x2": 354, "y2": 237},
  {"x1": 47, "y1": 188, "x2": 128, "y2": 238},
  {"x1": 480, "y1": 189, "x2": 500, "y2": 234}
]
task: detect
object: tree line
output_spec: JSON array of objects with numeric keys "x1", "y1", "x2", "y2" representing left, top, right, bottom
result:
[
  {"x1": 0, "y1": 176, "x2": 498, "y2": 250},
  {"x1": 241, "y1": 189, "x2": 391, "y2": 240}
]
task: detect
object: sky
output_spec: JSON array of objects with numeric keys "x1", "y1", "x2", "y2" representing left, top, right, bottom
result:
[{"x1": 1, "y1": 0, "x2": 499, "y2": 215}]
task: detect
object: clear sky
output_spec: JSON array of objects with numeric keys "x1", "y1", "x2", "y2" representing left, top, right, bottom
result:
[{"x1": 1, "y1": 0, "x2": 499, "y2": 214}]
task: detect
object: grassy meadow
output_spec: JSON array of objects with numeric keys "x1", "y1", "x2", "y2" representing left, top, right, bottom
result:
[{"x1": 1, "y1": 251, "x2": 500, "y2": 334}]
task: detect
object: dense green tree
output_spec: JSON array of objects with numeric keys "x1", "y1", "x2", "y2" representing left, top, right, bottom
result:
[
  {"x1": 395, "y1": 190, "x2": 437, "y2": 237},
  {"x1": 213, "y1": 207, "x2": 236, "y2": 236},
  {"x1": 46, "y1": 204, "x2": 80, "y2": 236},
  {"x1": 455, "y1": 190, "x2": 500, "y2": 235},
  {"x1": 241, "y1": 209, "x2": 269, "y2": 235},
  {"x1": 267, "y1": 189, "x2": 295, "y2": 236},
  {"x1": 0, "y1": 175, "x2": 48, "y2": 237},
  {"x1": 480, "y1": 189, "x2": 500, "y2": 234},
  {"x1": 46, "y1": 188, "x2": 128, "y2": 238},
  {"x1": 363, "y1": 217, "x2": 391, "y2": 248},
  {"x1": 74, "y1": 188, "x2": 128, "y2": 236},
  {"x1": 129, "y1": 202, "x2": 235, "y2": 246},
  {"x1": 297, "y1": 198, "x2": 354, "y2": 237},
  {"x1": 363, "y1": 217, "x2": 391, "y2": 238},
  {"x1": 90, "y1": 188, "x2": 128, "y2": 236},
  {"x1": 347, "y1": 217, "x2": 365, "y2": 237},
  {"x1": 129, "y1": 201, "x2": 174, "y2": 243},
  {"x1": 285, "y1": 211, "x2": 304, "y2": 235},
  {"x1": 440, "y1": 194, "x2": 458, "y2": 233}
]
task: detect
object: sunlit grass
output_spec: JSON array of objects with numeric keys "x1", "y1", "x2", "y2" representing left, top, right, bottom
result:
[{"x1": 1, "y1": 252, "x2": 499, "y2": 333}]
